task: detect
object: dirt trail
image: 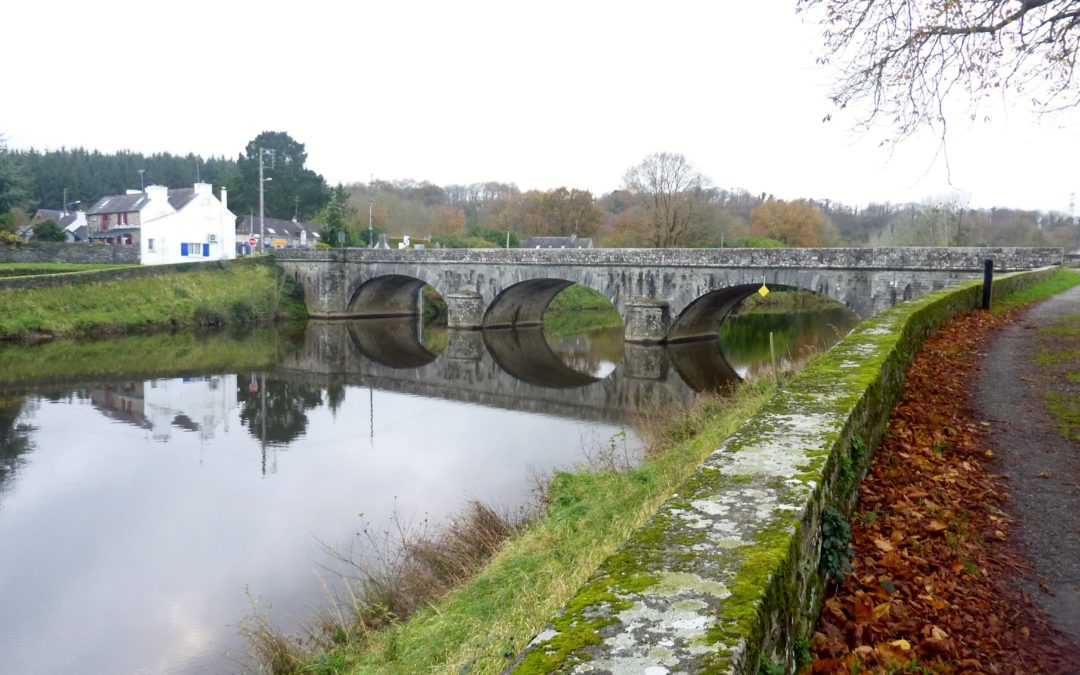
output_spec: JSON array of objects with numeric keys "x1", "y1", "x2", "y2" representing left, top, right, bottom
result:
[{"x1": 976, "y1": 285, "x2": 1080, "y2": 648}]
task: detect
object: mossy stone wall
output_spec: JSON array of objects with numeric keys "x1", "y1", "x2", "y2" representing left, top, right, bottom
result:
[{"x1": 510, "y1": 266, "x2": 1058, "y2": 674}]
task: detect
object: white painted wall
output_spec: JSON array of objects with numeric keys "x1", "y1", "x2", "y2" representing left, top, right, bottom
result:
[{"x1": 140, "y1": 183, "x2": 237, "y2": 265}]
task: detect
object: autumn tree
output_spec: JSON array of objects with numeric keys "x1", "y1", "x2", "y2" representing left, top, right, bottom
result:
[
  {"x1": 799, "y1": 0, "x2": 1080, "y2": 137},
  {"x1": 749, "y1": 199, "x2": 827, "y2": 247},
  {"x1": 432, "y1": 205, "x2": 466, "y2": 235},
  {"x1": 623, "y1": 152, "x2": 710, "y2": 247}
]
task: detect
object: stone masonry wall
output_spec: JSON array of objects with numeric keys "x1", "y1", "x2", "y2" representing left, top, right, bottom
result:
[
  {"x1": 508, "y1": 266, "x2": 1060, "y2": 674},
  {"x1": 0, "y1": 243, "x2": 140, "y2": 264}
]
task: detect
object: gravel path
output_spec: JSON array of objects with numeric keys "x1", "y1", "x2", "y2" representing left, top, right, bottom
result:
[{"x1": 976, "y1": 285, "x2": 1080, "y2": 648}]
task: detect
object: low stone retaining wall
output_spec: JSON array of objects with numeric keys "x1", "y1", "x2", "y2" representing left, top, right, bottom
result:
[
  {"x1": 510, "y1": 266, "x2": 1059, "y2": 674},
  {"x1": 0, "y1": 242, "x2": 140, "y2": 264},
  {"x1": 0, "y1": 257, "x2": 268, "y2": 292}
]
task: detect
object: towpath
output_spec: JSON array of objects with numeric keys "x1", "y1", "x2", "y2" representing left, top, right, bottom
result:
[{"x1": 976, "y1": 285, "x2": 1080, "y2": 651}]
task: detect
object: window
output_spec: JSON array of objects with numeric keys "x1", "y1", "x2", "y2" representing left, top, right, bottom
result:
[
  {"x1": 148, "y1": 238, "x2": 155, "y2": 251},
  {"x1": 188, "y1": 242, "x2": 203, "y2": 257},
  {"x1": 100, "y1": 214, "x2": 110, "y2": 231}
]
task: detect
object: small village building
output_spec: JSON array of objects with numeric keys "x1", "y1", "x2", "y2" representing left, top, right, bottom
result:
[
  {"x1": 86, "y1": 183, "x2": 236, "y2": 265},
  {"x1": 29, "y1": 208, "x2": 88, "y2": 242},
  {"x1": 236, "y1": 215, "x2": 320, "y2": 251}
]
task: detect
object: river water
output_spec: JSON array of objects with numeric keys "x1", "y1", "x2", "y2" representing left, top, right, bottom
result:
[{"x1": 0, "y1": 305, "x2": 857, "y2": 674}]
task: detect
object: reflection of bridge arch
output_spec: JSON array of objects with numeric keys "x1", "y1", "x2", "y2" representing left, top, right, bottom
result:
[
  {"x1": 665, "y1": 340, "x2": 741, "y2": 392},
  {"x1": 346, "y1": 318, "x2": 438, "y2": 369},
  {"x1": 482, "y1": 328, "x2": 600, "y2": 389}
]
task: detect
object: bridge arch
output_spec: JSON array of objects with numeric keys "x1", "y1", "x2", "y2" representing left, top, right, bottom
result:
[
  {"x1": 346, "y1": 273, "x2": 443, "y2": 318},
  {"x1": 483, "y1": 278, "x2": 577, "y2": 329}
]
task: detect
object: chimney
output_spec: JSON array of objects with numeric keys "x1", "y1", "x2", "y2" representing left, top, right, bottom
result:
[
  {"x1": 220, "y1": 186, "x2": 228, "y2": 211},
  {"x1": 194, "y1": 182, "x2": 212, "y2": 197},
  {"x1": 146, "y1": 185, "x2": 169, "y2": 202}
]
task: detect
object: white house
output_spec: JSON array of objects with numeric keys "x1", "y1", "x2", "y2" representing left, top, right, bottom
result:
[{"x1": 86, "y1": 182, "x2": 236, "y2": 265}]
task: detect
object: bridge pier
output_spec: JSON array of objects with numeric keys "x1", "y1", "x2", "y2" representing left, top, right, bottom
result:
[
  {"x1": 624, "y1": 299, "x2": 671, "y2": 344},
  {"x1": 446, "y1": 291, "x2": 484, "y2": 329}
]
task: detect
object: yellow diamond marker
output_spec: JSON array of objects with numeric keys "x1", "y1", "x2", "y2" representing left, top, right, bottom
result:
[{"x1": 758, "y1": 283, "x2": 770, "y2": 298}]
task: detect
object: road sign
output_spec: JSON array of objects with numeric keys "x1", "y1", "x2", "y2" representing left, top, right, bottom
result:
[{"x1": 248, "y1": 236, "x2": 258, "y2": 246}]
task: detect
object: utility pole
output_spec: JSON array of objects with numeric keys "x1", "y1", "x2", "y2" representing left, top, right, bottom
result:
[
  {"x1": 138, "y1": 169, "x2": 145, "y2": 191},
  {"x1": 259, "y1": 148, "x2": 267, "y2": 254},
  {"x1": 368, "y1": 173, "x2": 374, "y2": 248}
]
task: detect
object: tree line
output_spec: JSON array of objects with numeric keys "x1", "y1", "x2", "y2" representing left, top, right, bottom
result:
[
  {"x1": 3, "y1": 134, "x2": 1076, "y2": 251},
  {"x1": 0, "y1": 131, "x2": 331, "y2": 232}
]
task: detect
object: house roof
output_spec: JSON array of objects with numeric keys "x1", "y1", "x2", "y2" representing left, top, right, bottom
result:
[
  {"x1": 238, "y1": 215, "x2": 321, "y2": 240},
  {"x1": 522, "y1": 236, "x2": 593, "y2": 249},
  {"x1": 87, "y1": 193, "x2": 149, "y2": 215},
  {"x1": 168, "y1": 188, "x2": 196, "y2": 211},
  {"x1": 87, "y1": 187, "x2": 199, "y2": 215},
  {"x1": 32, "y1": 209, "x2": 83, "y2": 230}
]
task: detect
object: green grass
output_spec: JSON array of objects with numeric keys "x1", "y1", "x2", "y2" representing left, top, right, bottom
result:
[
  {"x1": 992, "y1": 267, "x2": 1080, "y2": 314},
  {"x1": 0, "y1": 262, "x2": 136, "y2": 276},
  {"x1": 542, "y1": 284, "x2": 624, "y2": 338},
  {"x1": 290, "y1": 380, "x2": 779, "y2": 675},
  {"x1": 1044, "y1": 392, "x2": 1080, "y2": 441},
  {"x1": 0, "y1": 330, "x2": 282, "y2": 387},
  {"x1": 0, "y1": 261, "x2": 288, "y2": 341}
]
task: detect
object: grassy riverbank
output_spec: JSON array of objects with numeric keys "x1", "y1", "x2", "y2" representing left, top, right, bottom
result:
[
  {"x1": 252, "y1": 377, "x2": 781, "y2": 674},
  {"x1": 0, "y1": 260, "x2": 305, "y2": 341}
]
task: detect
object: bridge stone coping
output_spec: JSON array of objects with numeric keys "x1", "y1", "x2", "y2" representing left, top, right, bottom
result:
[
  {"x1": 275, "y1": 247, "x2": 1062, "y2": 344},
  {"x1": 507, "y1": 266, "x2": 1060, "y2": 674}
]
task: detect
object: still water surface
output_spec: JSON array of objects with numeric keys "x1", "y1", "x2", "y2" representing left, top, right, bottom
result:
[{"x1": 0, "y1": 305, "x2": 857, "y2": 674}]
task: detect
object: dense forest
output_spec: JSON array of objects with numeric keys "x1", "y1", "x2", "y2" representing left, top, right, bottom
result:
[{"x1": 1, "y1": 135, "x2": 1076, "y2": 251}]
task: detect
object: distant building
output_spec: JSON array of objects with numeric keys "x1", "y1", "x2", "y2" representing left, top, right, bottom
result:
[
  {"x1": 237, "y1": 215, "x2": 321, "y2": 251},
  {"x1": 28, "y1": 208, "x2": 88, "y2": 242},
  {"x1": 521, "y1": 234, "x2": 593, "y2": 249},
  {"x1": 86, "y1": 182, "x2": 236, "y2": 265}
]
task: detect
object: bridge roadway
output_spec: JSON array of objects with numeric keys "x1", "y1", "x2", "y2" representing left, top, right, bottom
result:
[
  {"x1": 275, "y1": 247, "x2": 1062, "y2": 344},
  {"x1": 272, "y1": 320, "x2": 749, "y2": 424}
]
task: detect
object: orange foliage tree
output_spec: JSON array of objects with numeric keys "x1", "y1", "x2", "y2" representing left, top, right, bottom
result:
[{"x1": 749, "y1": 199, "x2": 826, "y2": 247}]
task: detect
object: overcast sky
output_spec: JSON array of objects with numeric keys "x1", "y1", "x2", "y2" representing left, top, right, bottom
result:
[{"x1": 4, "y1": 1, "x2": 1078, "y2": 212}]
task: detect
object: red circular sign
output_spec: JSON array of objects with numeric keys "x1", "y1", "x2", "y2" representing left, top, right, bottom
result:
[{"x1": 248, "y1": 237, "x2": 258, "y2": 246}]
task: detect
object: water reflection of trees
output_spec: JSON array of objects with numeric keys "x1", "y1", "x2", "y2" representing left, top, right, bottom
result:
[
  {"x1": 237, "y1": 376, "x2": 343, "y2": 446},
  {"x1": 719, "y1": 308, "x2": 858, "y2": 372},
  {"x1": 0, "y1": 394, "x2": 35, "y2": 499}
]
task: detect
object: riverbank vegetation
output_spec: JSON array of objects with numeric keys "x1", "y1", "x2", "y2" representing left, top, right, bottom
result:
[
  {"x1": 245, "y1": 377, "x2": 783, "y2": 674},
  {"x1": 0, "y1": 330, "x2": 284, "y2": 388},
  {"x1": 0, "y1": 260, "x2": 305, "y2": 342},
  {"x1": 542, "y1": 284, "x2": 624, "y2": 337}
]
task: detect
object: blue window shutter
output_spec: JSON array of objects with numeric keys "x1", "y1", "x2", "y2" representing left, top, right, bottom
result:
[
  {"x1": 203, "y1": 243, "x2": 210, "y2": 257},
  {"x1": 181, "y1": 243, "x2": 189, "y2": 256}
]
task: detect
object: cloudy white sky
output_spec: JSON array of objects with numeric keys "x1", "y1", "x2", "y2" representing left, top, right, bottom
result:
[{"x1": 4, "y1": 1, "x2": 1078, "y2": 212}]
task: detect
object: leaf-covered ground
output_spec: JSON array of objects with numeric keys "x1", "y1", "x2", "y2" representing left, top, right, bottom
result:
[{"x1": 809, "y1": 308, "x2": 1080, "y2": 674}]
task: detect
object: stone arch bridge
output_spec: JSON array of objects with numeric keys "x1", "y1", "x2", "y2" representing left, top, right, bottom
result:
[{"x1": 275, "y1": 247, "x2": 1061, "y2": 343}]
